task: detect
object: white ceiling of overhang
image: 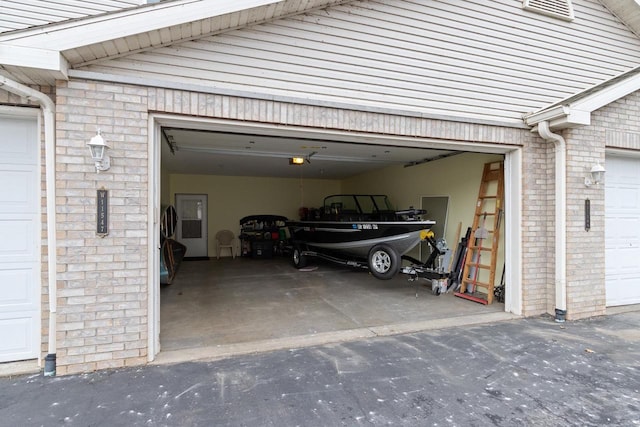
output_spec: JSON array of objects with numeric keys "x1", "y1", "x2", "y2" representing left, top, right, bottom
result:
[{"x1": 160, "y1": 128, "x2": 461, "y2": 179}]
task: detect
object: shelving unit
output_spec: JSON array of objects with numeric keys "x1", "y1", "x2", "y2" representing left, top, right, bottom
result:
[{"x1": 239, "y1": 215, "x2": 288, "y2": 258}]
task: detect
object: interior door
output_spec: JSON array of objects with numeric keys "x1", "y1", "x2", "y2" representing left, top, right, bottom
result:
[
  {"x1": 0, "y1": 112, "x2": 40, "y2": 362},
  {"x1": 176, "y1": 194, "x2": 208, "y2": 258}
]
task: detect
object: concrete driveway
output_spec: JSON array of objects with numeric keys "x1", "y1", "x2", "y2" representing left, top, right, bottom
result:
[{"x1": 1, "y1": 308, "x2": 639, "y2": 426}]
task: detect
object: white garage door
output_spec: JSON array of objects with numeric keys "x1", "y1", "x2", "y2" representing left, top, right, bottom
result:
[
  {"x1": 0, "y1": 113, "x2": 40, "y2": 362},
  {"x1": 605, "y1": 154, "x2": 640, "y2": 307}
]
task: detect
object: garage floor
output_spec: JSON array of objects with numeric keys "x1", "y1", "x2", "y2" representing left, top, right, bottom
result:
[{"x1": 157, "y1": 256, "x2": 509, "y2": 363}]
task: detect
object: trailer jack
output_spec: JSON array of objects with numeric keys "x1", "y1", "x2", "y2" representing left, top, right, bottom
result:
[{"x1": 400, "y1": 234, "x2": 452, "y2": 297}]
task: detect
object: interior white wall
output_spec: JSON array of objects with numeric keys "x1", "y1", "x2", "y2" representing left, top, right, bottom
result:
[
  {"x1": 342, "y1": 152, "x2": 504, "y2": 256},
  {"x1": 169, "y1": 174, "x2": 341, "y2": 256},
  {"x1": 169, "y1": 152, "x2": 505, "y2": 272}
]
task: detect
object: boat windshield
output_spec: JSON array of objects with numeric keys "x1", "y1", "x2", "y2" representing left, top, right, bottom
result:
[{"x1": 323, "y1": 194, "x2": 394, "y2": 215}]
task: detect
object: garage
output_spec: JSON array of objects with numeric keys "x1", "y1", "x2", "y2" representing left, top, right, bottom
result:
[
  {"x1": 151, "y1": 118, "x2": 517, "y2": 361},
  {"x1": 5, "y1": 0, "x2": 640, "y2": 375},
  {"x1": 605, "y1": 153, "x2": 640, "y2": 306},
  {"x1": 0, "y1": 110, "x2": 40, "y2": 363}
]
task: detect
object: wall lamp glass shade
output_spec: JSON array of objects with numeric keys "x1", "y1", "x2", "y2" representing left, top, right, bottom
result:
[
  {"x1": 87, "y1": 131, "x2": 111, "y2": 173},
  {"x1": 289, "y1": 157, "x2": 305, "y2": 165},
  {"x1": 585, "y1": 163, "x2": 605, "y2": 187}
]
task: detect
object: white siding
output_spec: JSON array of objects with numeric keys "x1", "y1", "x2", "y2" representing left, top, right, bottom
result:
[
  {"x1": 0, "y1": 0, "x2": 145, "y2": 33},
  {"x1": 79, "y1": 0, "x2": 640, "y2": 124}
]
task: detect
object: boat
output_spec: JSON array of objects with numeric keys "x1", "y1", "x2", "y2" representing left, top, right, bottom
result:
[{"x1": 287, "y1": 194, "x2": 435, "y2": 279}]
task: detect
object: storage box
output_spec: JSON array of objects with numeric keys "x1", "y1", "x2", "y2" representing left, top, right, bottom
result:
[{"x1": 251, "y1": 240, "x2": 273, "y2": 258}]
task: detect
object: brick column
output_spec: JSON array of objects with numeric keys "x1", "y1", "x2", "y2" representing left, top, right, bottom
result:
[{"x1": 55, "y1": 80, "x2": 149, "y2": 374}]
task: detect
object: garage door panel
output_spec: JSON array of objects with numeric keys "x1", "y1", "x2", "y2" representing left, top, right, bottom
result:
[
  {"x1": 0, "y1": 117, "x2": 38, "y2": 165},
  {"x1": 606, "y1": 248, "x2": 639, "y2": 272},
  {"x1": 609, "y1": 155, "x2": 640, "y2": 174},
  {"x1": 605, "y1": 217, "x2": 640, "y2": 243},
  {"x1": 0, "y1": 317, "x2": 37, "y2": 363},
  {"x1": 0, "y1": 265, "x2": 37, "y2": 312},
  {"x1": 0, "y1": 216, "x2": 37, "y2": 262},
  {"x1": 606, "y1": 277, "x2": 640, "y2": 306},
  {"x1": 0, "y1": 166, "x2": 38, "y2": 213},
  {"x1": 606, "y1": 155, "x2": 640, "y2": 307},
  {"x1": 608, "y1": 189, "x2": 638, "y2": 209},
  {"x1": 606, "y1": 187, "x2": 640, "y2": 209}
]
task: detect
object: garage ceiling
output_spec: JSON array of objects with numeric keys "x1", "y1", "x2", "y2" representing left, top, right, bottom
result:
[{"x1": 161, "y1": 128, "x2": 460, "y2": 179}]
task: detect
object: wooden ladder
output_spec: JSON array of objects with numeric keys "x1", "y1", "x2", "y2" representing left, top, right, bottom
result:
[{"x1": 455, "y1": 161, "x2": 504, "y2": 304}]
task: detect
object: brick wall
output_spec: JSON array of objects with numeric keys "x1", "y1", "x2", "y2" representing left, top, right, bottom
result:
[
  {"x1": 559, "y1": 91, "x2": 640, "y2": 319},
  {"x1": 55, "y1": 80, "x2": 149, "y2": 375},
  {"x1": 564, "y1": 125, "x2": 606, "y2": 319},
  {"x1": 521, "y1": 133, "x2": 555, "y2": 316},
  {"x1": 600, "y1": 92, "x2": 640, "y2": 150},
  {"x1": 145, "y1": 88, "x2": 527, "y2": 144},
  {"x1": 8, "y1": 78, "x2": 637, "y2": 372},
  {"x1": 53, "y1": 80, "x2": 560, "y2": 373}
]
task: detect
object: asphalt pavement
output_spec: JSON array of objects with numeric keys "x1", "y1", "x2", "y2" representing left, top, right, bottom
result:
[{"x1": 1, "y1": 308, "x2": 639, "y2": 426}]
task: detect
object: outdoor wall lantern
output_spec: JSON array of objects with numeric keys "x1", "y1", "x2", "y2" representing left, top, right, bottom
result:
[
  {"x1": 87, "y1": 130, "x2": 111, "y2": 173},
  {"x1": 584, "y1": 163, "x2": 605, "y2": 187}
]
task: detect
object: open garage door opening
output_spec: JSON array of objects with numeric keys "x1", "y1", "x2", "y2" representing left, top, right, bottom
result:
[{"x1": 151, "y1": 119, "x2": 516, "y2": 363}]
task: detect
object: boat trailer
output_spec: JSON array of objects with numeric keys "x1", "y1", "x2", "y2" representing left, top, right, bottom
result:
[
  {"x1": 297, "y1": 230, "x2": 454, "y2": 297},
  {"x1": 400, "y1": 230, "x2": 453, "y2": 296}
]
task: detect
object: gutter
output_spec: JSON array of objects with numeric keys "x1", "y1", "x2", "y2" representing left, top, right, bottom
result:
[
  {"x1": 524, "y1": 105, "x2": 590, "y2": 130},
  {"x1": 0, "y1": 76, "x2": 57, "y2": 374},
  {"x1": 536, "y1": 121, "x2": 567, "y2": 322}
]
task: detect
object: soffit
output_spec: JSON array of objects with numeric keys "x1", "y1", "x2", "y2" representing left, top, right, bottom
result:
[
  {"x1": 600, "y1": 0, "x2": 640, "y2": 37},
  {"x1": 524, "y1": 65, "x2": 640, "y2": 129}
]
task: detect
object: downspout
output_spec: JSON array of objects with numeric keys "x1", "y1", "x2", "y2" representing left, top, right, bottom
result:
[
  {"x1": 0, "y1": 76, "x2": 57, "y2": 374},
  {"x1": 537, "y1": 121, "x2": 567, "y2": 322}
]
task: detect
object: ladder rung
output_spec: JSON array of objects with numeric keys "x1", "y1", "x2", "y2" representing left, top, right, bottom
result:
[
  {"x1": 479, "y1": 195, "x2": 498, "y2": 199},
  {"x1": 462, "y1": 279, "x2": 492, "y2": 289},
  {"x1": 467, "y1": 246, "x2": 493, "y2": 251},
  {"x1": 466, "y1": 263, "x2": 491, "y2": 269}
]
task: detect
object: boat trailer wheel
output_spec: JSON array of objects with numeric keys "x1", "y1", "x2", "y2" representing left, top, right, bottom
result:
[
  {"x1": 368, "y1": 244, "x2": 400, "y2": 280},
  {"x1": 292, "y1": 245, "x2": 308, "y2": 269}
]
